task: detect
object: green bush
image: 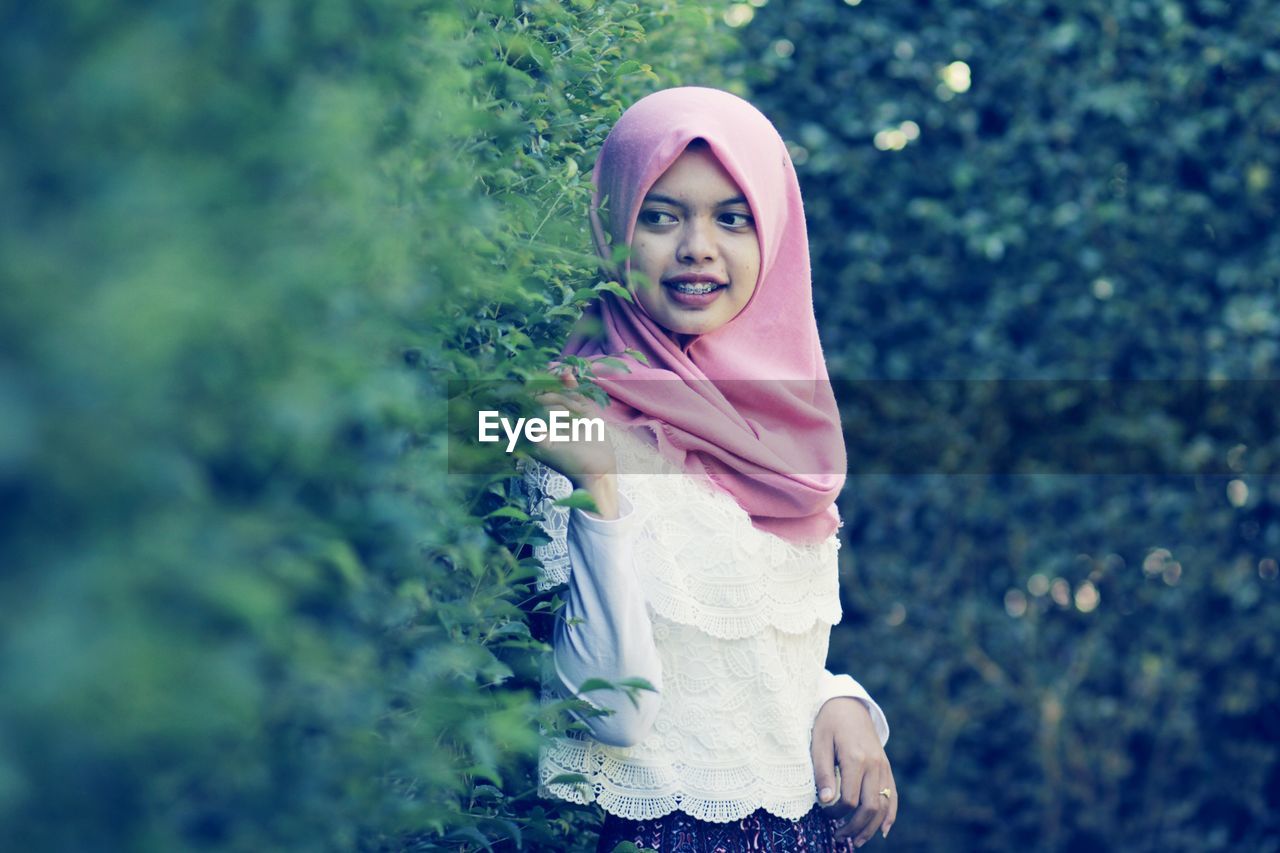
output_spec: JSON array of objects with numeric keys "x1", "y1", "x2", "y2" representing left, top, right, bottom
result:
[{"x1": 0, "y1": 2, "x2": 730, "y2": 850}]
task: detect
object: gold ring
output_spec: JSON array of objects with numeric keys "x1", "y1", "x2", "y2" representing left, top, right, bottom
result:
[{"x1": 879, "y1": 788, "x2": 892, "y2": 799}]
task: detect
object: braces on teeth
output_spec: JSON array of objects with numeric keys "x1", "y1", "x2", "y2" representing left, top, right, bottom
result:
[{"x1": 671, "y1": 282, "x2": 721, "y2": 294}]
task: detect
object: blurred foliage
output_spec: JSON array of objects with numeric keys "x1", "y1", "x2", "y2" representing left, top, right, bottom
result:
[
  {"x1": 0, "y1": 1, "x2": 729, "y2": 850},
  {"x1": 732, "y1": 0, "x2": 1280, "y2": 850}
]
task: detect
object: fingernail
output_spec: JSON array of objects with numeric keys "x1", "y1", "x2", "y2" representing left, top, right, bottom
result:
[{"x1": 820, "y1": 787, "x2": 834, "y2": 802}]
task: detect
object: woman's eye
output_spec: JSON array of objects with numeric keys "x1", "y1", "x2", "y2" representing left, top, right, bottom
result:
[
  {"x1": 640, "y1": 210, "x2": 677, "y2": 226},
  {"x1": 719, "y1": 211, "x2": 754, "y2": 228}
]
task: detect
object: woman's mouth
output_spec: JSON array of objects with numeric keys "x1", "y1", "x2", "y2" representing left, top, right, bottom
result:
[{"x1": 664, "y1": 279, "x2": 727, "y2": 306}]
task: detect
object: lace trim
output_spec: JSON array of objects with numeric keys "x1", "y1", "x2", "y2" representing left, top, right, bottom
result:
[
  {"x1": 521, "y1": 458, "x2": 573, "y2": 591},
  {"x1": 538, "y1": 610, "x2": 834, "y2": 823},
  {"x1": 539, "y1": 732, "x2": 821, "y2": 823}
]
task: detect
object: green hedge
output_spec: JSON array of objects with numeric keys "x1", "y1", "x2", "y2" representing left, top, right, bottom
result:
[
  {"x1": 734, "y1": 1, "x2": 1280, "y2": 849},
  {"x1": 0, "y1": 2, "x2": 730, "y2": 850}
]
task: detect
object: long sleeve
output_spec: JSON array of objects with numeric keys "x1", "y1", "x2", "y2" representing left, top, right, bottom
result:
[
  {"x1": 816, "y1": 669, "x2": 890, "y2": 748},
  {"x1": 521, "y1": 459, "x2": 662, "y2": 748},
  {"x1": 552, "y1": 498, "x2": 663, "y2": 747}
]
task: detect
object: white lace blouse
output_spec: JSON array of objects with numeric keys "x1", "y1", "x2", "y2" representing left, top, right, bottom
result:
[{"x1": 522, "y1": 426, "x2": 890, "y2": 823}]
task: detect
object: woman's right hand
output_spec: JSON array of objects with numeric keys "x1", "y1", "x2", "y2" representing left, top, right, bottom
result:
[{"x1": 530, "y1": 369, "x2": 620, "y2": 519}]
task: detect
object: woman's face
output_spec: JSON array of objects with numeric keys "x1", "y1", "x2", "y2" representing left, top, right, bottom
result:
[{"x1": 628, "y1": 144, "x2": 761, "y2": 342}]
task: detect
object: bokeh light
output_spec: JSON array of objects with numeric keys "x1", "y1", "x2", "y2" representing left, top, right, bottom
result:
[
  {"x1": 1004, "y1": 589, "x2": 1028, "y2": 617},
  {"x1": 886, "y1": 601, "x2": 907, "y2": 626},
  {"x1": 1050, "y1": 577, "x2": 1071, "y2": 606},
  {"x1": 1143, "y1": 548, "x2": 1172, "y2": 576},
  {"x1": 724, "y1": 4, "x2": 755, "y2": 27},
  {"x1": 1074, "y1": 580, "x2": 1100, "y2": 613},
  {"x1": 874, "y1": 121, "x2": 920, "y2": 151},
  {"x1": 941, "y1": 60, "x2": 972, "y2": 93}
]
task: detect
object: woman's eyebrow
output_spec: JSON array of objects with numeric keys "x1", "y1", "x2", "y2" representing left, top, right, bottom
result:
[
  {"x1": 642, "y1": 192, "x2": 686, "y2": 208},
  {"x1": 642, "y1": 193, "x2": 750, "y2": 208}
]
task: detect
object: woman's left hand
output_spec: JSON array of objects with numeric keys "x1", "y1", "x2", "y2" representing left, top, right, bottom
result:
[{"x1": 810, "y1": 697, "x2": 897, "y2": 846}]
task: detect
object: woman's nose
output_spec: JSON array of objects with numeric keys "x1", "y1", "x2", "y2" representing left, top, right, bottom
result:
[{"x1": 677, "y1": 218, "x2": 716, "y2": 263}]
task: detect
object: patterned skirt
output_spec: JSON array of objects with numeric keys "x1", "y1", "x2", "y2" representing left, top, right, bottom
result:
[{"x1": 595, "y1": 805, "x2": 858, "y2": 853}]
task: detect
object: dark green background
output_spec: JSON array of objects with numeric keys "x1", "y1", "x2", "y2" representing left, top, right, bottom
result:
[{"x1": 734, "y1": 2, "x2": 1279, "y2": 848}]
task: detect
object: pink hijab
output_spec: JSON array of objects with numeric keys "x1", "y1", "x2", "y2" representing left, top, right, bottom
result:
[{"x1": 564, "y1": 87, "x2": 846, "y2": 545}]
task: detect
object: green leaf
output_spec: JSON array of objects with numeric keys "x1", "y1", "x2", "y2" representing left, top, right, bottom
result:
[
  {"x1": 495, "y1": 818, "x2": 523, "y2": 850},
  {"x1": 612, "y1": 60, "x2": 644, "y2": 77},
  {"x1": 480, "y1": 655, "x2": 514, "y2": 684},
  {"x1": 593, "y1": 356, "x2": 633, "y2": 374},
  {"x1": 594, "y1": 280, "x2": 634, "y2": 302},
  {"x1": 486, "y1": 505, "x2": 531, "y2": 521},
  {"x1": 446, "y1": 826, "x2": 495, "y2": 853},
  {"x1": 488, "y1": 621, "x2": 531, "y2": 641},
  {"x1": 576, "y1": 677, "x2": 615, "y2": 693},
  {"x1": 617, "y1": 677, "x2": 657, "y2": 692},
  {"x1": 553, "y1": 489, "x2": 600, "y2": 513},
  {"x1": 547, "y1": 773, "x2": 590, "y2": 786}
]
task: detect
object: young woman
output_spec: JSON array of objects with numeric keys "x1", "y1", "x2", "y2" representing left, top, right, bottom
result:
[{"x1": 523, "y1": 87, "x2": 897, "y2": 852}]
